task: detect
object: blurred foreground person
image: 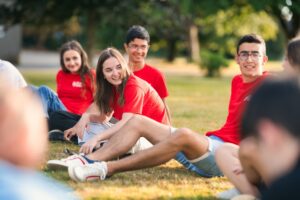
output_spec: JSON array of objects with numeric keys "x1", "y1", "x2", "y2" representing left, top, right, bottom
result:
[{"x1": 0, "y1": 79, "x2": 79, "y2": 200}]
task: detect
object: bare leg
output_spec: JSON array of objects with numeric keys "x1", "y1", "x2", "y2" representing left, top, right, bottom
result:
[
  {"x1": 239, "y1": 138, "x2": 263, "y2": 185},
  {"x1": 105, "y1": 127, "x2": 209, "y2": 176},
  {"x1": 215, "y1": 143, "x2": 259, "y2": 196},
  {"x1": 87, "y1": 115, "x2": 173, "y2": 161}
]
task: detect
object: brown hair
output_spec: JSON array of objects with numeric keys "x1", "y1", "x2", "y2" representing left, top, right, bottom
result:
[
  {"x1": 95, "y1": 47, "x2": 131, "y2": 114},
  {"x1": 60, "y1": 40, "x2": 94, "y2": 93}
]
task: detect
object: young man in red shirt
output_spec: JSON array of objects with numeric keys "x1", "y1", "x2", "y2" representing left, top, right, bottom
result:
[
  {"x1": 47, "y1": 34, "x2": 269, "y2": 181},
  {"x1": 124, "y1": 25, "x2": 171, "y2": 121}
]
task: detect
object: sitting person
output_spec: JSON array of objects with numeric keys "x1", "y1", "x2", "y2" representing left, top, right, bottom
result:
[
  {"x1": 215, "y1": 36, "x2": 300, "y2": 199},
  {"x1": 48, "y1": 25, "x2": 171, "y2": 140},
  {"x1": 0, "y1": 79, "x2": 79, "y2": 199},
  {"x1": 47, "y1": 34, "x2": 268, "y2": 180},
  {"x1": 47, "y1": 47, "x2": 169, "y2": 169},
  {"x1": 31, "y1": 40, "x2": 95, "y2": 119}
]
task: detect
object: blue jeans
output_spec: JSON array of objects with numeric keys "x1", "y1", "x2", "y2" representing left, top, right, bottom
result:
[
  {"x1": 29, "y1": 85, "x2": 66, "y2": 118},
  {"x1": 175, "y1": 135, "x2": 224, "y2": 178}
]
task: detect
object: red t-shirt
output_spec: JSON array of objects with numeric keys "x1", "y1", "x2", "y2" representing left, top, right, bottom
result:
[
  {"x1": 56, "y1": 69, "x2": 95, "y2": 115},
  {"x1": 112, "y1": 75, "x2": 169, "y2": 125},
  {"x1": 133, "y1": 64, "x2": 169, "y2": 99},
  {"x1": 206, "y1": 72, "x2": 268, "y2": 144}
]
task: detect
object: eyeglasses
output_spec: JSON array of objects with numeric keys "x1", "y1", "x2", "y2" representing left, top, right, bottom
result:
[
  {"x1": 128, "y1": 44, "x2": 148, "y2": 51},
  {"x1": 238, "y1": 51, "x2": 262, "y2": 61}
]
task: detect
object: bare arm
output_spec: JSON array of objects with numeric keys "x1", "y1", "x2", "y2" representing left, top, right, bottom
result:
[
  {"x1": 80, "y1": 113, "x2": 134, "y2": 154},
  {"x1": 162, "y1": 98, "x2": 171, "y2": 125}
]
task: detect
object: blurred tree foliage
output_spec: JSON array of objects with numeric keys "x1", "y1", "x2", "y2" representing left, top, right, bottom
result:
[
  {"x1": 200, "y1": 50, "x2": 229, "y2": 77},
  {"x1": 1, "y1": 0, "x2": 300, "y2": 75},
  {"x1": 248, "y1": 0, "x2": 300, "y2": 40},
  {"x1": 199, "y1": 5, "x2": 279, "y2": 56}
]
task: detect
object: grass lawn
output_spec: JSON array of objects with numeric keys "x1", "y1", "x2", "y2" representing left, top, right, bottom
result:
[{"x1": 20, "y1": 59, "x2": 282, "y2": 200}]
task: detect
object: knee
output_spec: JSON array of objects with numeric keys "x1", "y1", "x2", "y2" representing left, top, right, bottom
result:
[
  {"x1": 38, "y1": 85, "x2": 51, "y2": 93},
  {"x1": 126, "y1": 114, "x2": 145, "y2": 130},
  {"x1": 172, "y1": 128, "x2": 196, "y2": 146},
  {"x1": 37, "y1": 85, "x2": 50, "y2": 96},
  {"x1": 216, "y1": 143, "x2": 238, "y2": 156},
  {"x1": 215, "y1": 143, "x2": 239, "y2": 165}
]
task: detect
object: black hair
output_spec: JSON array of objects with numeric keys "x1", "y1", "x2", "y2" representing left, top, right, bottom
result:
[
  {"x1": 125, "y1": 25, "x2": 150, "y2": 44},
  {"x1": 241, "y1": 77, "x2": 300, "y2": 140},
  {"x1": 236, "y1": 34, "x2": 266, "y2": 54}
]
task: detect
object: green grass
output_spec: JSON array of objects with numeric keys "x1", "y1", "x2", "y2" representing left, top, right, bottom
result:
[{"x1": 22, "y1": 70, "x2": 233, "y2": 200}]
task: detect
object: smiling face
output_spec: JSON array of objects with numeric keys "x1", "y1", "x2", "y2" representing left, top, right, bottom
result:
[
  {"x1": 124, "y1": 38, "x2": 149, "y2": 67},
  {"x1": 102, "y1": 57, "x2": 123, "y2": 87},
  {"x1": 63, "y1": 50, "x2": 82, "y2": 74},
  {"x1": 236, "y1": 43, "x2": 268, "y2": 82}
]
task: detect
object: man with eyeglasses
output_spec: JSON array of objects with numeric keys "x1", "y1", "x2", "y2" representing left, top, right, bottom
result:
[
  {"x1": 124, "y1": 25, "x2": 171, "y2": 122},
  {"x1": 47, "y1": 34, "x2": 270, "y2": 184},
  {"x1": 215, "y1": 34, "x2": 269, "y2": 198}
]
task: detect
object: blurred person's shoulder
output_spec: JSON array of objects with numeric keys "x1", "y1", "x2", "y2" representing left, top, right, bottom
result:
[{"x1": 0, "y1": 160, "x2": 80, "y2": 200}]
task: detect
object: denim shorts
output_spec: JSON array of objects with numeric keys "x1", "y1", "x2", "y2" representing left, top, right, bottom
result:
[
  {"x1": 175, "y1": 135, "x2": 224, "y2": 177},
  {"x1": 189, "y1": 135, "x2": 224, "y2": 177}
]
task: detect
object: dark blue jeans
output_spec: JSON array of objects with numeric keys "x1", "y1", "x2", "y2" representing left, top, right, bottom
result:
[{"x1": 29, "y1": 85, "x2": 66, "y2": 118}]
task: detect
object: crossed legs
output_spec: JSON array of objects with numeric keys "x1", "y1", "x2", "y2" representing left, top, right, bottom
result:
[{"x1": 85, "y1": 115, "x2": 209, "y2": 176}]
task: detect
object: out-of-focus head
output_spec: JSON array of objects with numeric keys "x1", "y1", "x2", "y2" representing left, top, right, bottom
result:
[
  {"x1": 240, "y1": 77, "x2": 300, "y2": 182},
  {"x1": 0, "y1": 81, "x2": 48, "y2": 169},
  {"x1": 241, "y1": 77, "x2": 300, "y2": 139},
  {"x1": 283, "y1": 37, "x2": 300, "y2": 74}
]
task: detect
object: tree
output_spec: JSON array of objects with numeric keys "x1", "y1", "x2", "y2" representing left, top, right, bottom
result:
[
  {"x1": 199, "y1": 5, "x2": 279, "y2": 55},
  {"x1": 249, "y1": 0, "x2": 300, "y2": 40},
  {"x1": 1, "y1": 0, "x2": 143, "y2": 63},
  {"x1": 137, "y1": 0, "x2": 233, "y2": 62}
]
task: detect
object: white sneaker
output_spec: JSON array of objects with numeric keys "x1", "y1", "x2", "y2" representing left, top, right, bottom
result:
[
  {"x1": 47, "y1": 154, "x2": 88, "y2": 170},
  {"x1": 217, "y1": 188, "x2": 241, "y2": 199},
  {"x1": 68, "y1": 162, "x2": 108, "y2": 182},
  {"x1": 231, "y1": 194, "x2": 258, "y2": 200}
]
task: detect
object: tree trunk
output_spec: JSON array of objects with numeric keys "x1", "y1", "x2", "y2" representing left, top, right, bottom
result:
[
  {"x1": 188, "y1": 24, "x2": 200, "y2": 63},
  {"x1": 86, "y1": 11, "x2": 96, "y2": 65},
  {"x1": 275, "y1": 8, "x2": 300, "y2": 40},
  {"x1": 166, "y1": 38, "x2": 176, "y2": 62}
]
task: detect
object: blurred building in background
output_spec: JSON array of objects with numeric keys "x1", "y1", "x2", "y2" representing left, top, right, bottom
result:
[{"x1": 0, "y1": 24, "x2": 22, "y2": 64}]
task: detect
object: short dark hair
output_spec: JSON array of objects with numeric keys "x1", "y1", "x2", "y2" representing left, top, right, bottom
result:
[
  {"x1": 236, "y1": 34, "x2": 266, "y2": 54},
  {"x1": 241, "y1": 77, "x2": 300, "y2": 140},
  {"x1": 287, "y1": 37, "x2": 300, "y2": 70},
  {"x1": 125, "y1": 25, "x2": 150, "y2": 44}
]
